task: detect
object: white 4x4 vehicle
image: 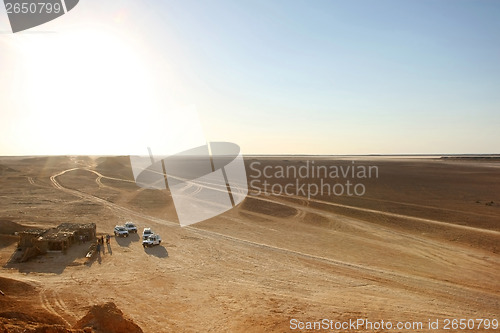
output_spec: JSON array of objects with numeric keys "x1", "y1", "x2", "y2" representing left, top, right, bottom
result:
[
  {"x1": 114, "y1": 226, "x2": 129, "y2": 237},
  {"x1": 124, "y1": 222, "x2": 138, "y2": 233},
  {"x1": 142, "y1": 228, "x2": 154, "y2": 240},
  {"x1": 142, "y1": 234, "x2": 161, "y2": 247}
]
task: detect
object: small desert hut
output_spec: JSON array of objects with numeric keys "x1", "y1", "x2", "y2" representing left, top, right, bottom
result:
[{"x1": 18, "y1": 223, "x2": 96, "y2": 257}]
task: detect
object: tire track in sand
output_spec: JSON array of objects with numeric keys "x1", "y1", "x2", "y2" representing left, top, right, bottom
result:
[
  {"x1": 39, "y1": 287, "x2": 73, "y2": 326},
  {"x1": 49, "y1": 168, "x2": 500, "y2": 302}
]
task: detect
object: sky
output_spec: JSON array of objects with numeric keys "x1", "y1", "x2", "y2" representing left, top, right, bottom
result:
[{"x1": 0, "y1": 0, "x2": 499, "y2": 155}]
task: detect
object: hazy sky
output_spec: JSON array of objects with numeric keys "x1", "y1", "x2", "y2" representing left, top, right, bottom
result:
[{"x1": 0, "y1": 0, "x2": 499, "y2": 155}]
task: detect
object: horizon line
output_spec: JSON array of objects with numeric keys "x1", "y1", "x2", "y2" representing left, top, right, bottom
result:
[{"x1": 1, "y1": 153, "x2": 500, "y2": 158}]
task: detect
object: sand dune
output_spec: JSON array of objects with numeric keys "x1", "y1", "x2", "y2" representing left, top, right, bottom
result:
[{"x1": 0, "y1": 156, "x2": 498, "y2": 332}]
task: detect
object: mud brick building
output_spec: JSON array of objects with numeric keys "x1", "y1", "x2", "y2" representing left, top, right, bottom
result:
[{"x1": 17, "y1": 223, "x2": 96, "y2": 260}]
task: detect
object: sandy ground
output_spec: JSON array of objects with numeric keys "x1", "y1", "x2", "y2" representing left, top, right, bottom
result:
[{"x1": 0, "y1": 156, "x2": 499, "y2": 332}]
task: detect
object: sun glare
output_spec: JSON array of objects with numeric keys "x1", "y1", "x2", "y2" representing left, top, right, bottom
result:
[{"x1": 9, "y1": 26, "x2": 171, "y2": 155}]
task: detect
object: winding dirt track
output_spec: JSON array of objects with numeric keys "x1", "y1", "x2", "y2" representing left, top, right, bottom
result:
[
  {"x1": 48, "y1": 167, "x2": 499, "y2": 300},
  {"x1": 50, "y1": 168, "x2": 177, "y2": 226},
  {"x1": 1, "y1": 156, "x2": 499, "y2": 332}
]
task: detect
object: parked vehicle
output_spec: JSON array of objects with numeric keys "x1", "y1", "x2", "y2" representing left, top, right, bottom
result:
[
  {"x1": 142, "y1": 227, "x2": 154, "y2": 240},
  {"x1": 142, "y1": 234, "x2": 161, "y2": 247},
  {"x1": 124, "y1": 222, "x2": 138, "y2": 233},
  {"x1": 114, "y1": 225, "x2": 129, "y2": 237}
]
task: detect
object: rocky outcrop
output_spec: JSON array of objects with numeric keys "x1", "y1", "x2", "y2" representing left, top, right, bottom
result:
[{"x1": 74, "y1": 302, "x2": 143, "y2": 333}]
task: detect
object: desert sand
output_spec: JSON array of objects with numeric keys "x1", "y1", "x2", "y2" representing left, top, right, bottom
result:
[{"x1": 0, "y1": 156, "x2": 499, "y2": 332}]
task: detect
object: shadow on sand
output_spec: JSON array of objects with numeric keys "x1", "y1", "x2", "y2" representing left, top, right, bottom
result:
[
  {"x1": 84, "y1": 242, "x2": 115, "y2": 266},
  {"x1": 85, "y1": 251, "x2": 103, "y2": 266},
  {"x1": 144, "y1": 245, "x2": 168, "y2": 258},
  {"x1": 4, "y1": 242, "x2": 94, "y2": 274},
  {"x1": 115, "y1": 233, "x2": 139, "y2": 247}
]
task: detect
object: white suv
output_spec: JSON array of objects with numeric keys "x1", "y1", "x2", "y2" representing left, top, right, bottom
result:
[
  {"x1": 143, "y1": 234, "x2": 162, "y2": 247},
  {"x1": 142, "y1": 228, "x2": 154, "y2": 240},
  {"x1": 114, "y1": 226, "x2": 129, "y2": 237},
  {"x1": 124, "y1": 222, "x2": 138, "y2": 233}
]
